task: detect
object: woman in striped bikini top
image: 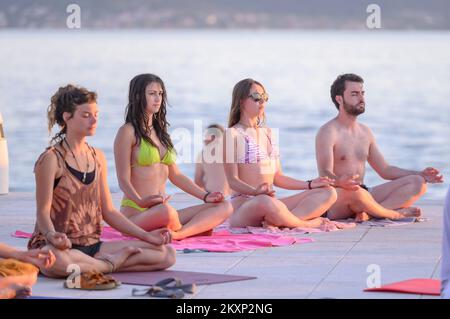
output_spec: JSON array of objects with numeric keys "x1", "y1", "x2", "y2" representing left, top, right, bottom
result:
[
  {"x1": 234, "y1": 126, "x2": 279, "y2": 164},
  {"x1": 223, "y1": 78, "x2": 337, "y2": 230}
]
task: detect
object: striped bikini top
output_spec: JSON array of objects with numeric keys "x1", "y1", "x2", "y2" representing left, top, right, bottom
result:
[{"x1": 235, "y1": 127, "x2": 279, "y2": 164}]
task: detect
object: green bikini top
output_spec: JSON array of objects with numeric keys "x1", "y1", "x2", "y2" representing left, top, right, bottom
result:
[{"x1": 134, "y1": 138, "x2": 176, "y2": 167}]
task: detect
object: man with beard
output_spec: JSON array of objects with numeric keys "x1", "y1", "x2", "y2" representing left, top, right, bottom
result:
[{"x1": 315, "y1": 73, "x2": 443, "y2": 221}]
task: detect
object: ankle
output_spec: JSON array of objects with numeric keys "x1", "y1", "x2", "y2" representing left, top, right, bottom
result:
[{"x1": 98, "y1": 257, "x2": 115, "y2": 273}]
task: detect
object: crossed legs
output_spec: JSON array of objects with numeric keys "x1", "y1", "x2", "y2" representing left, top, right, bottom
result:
[
  {"x1": 229, "y1": 187, "x2": 337, "y2": 228},
  {"x1": 327, "y1": 175, "x2": 426, "y2": 220},
  {"x1": 38, "y1": 241, "x2": 175, "y2": 278},
  {"x1": 122, "y1": 201, "x2": 233, "y2": 240}
]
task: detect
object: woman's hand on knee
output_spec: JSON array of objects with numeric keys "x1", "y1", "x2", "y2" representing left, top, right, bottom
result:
[
  {"x1": 142, "y1": 228, "x2": 172, "y2": 245},
  {"x1": 204, "y1": 191, "x2": 224, "y2": 203},
  {"x1": 311, "y1": 176, "x2": 335, "y2": 189},
  {"x1": 46, "y1": 231, "x2": 72, "y2": 250}
]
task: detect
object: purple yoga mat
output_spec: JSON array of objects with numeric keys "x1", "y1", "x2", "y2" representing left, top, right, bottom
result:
[{"x1": 112, "y1": 270, "x2": 256, "y2": 286}]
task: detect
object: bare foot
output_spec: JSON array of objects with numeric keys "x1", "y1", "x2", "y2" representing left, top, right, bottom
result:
[
  {"x1": 95, "y1": 247, "x2": 142, "y2": 273},
  {"x1": 395, "y1": 206, "x2": 422, "y2": 218},
  {"x1": 171, "y1": 228, "x2": 213, "y2": 240},
  {"x1": 391, "y1": 206, "x2": 422, "y2": 220},
  {"x1": 302, "y1": 217, "x2": 329, "y2": 229},
  {"x1": 355, "y1": 212, "x2": 371, "y2": 223},
  {"x1": 261, "y1": 220, "x2": 277, "y2": 228},
  {"x1": 170, "y1": 229, "x2": 188, "y2": 241},
  {"x1": 193, "y1": 229, "x2": 213, "y2": 237},
  {"x1": 9, "y1": 283, "x2": 32, "y2": 298}
]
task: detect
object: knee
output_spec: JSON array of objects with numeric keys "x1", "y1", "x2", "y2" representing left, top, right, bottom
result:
[
  {"x1": 255, "y1": 195, "x2": 278, "y2": 212},
  {"x1": 351, "y1": 188, "x2": 369, "y2": 204},
  {"x1": 158, "y1": 203, "x2": 179, "y2": 226},
  {"x1": 161, "y1": 245, "x2": 176, "y2": 269},
  {"x1": 218, "y1": 201, "x2": 233, "y2": 219},
  {"x1": 409, "y1": 175, "x2": 427, "y2": 196},
  {"x1": 321, "y1": 186, "x2": 338, "y2": 204}
]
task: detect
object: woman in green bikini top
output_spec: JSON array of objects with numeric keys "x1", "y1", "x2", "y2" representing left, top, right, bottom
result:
[
  {"x1": 114, "y1": 74, "x2": 232, "y2": 240},
  {"x1": 133, "y1": 137, "x2": 177, "y2": 167}
]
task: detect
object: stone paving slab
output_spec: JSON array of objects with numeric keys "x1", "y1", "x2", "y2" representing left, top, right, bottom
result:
[{"x1": 0, "y1": 193, "x2": 444, "y2": 299}]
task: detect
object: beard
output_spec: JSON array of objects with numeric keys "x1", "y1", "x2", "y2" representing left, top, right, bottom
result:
[{"x1": 343, "y1": 100, "x2": 365, "y2": 116}]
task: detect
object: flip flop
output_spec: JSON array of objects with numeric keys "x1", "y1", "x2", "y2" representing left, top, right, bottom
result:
[
  {"x1": 154, "y1": 277, "x2": 197, "y2": 294},
  {"x1": 131, "y1": 277, "x2": 197, "y2": 299},
  {"x1": 64, "y1": 270, "x2": 121, "y2": 290},
  {"x1": 132, "y1": 286, "x2": 185, "y2": 299}
]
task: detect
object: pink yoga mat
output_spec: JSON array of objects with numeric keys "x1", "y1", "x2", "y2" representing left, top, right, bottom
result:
[
  {"x1": 112, "y1": 270, "x2": 256, "y2": 286},
  {"x1": 14, "y1": 228, "x2": 312, "y2": 252},
  {"x1": 364, "y1": 278, "x2": 441, "y2": 296}
]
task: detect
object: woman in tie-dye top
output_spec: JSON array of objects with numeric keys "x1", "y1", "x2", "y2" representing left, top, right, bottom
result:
[{"x1": 28, "y1": 84, "x2": 175, "y2": 278}]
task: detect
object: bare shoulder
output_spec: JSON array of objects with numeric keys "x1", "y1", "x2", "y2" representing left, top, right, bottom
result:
[
  {"x1": 35, "y1": 147, "x2": 58, "y2": 166},
  {"x1": 115, "y1": 123, "x2": 137, "y2": 149},
  {"x1": 34, "y1": 147, "x2": 60, "y2": 175},
  {"x1": 117, "y1": 123, "x2": 135, "y2": 137},
  {"x1": 224, "y1": 127, "x2": 238, "y2": 139},
  {"x1": 226, "y1": 126, "x2": 237, "y2": 133},
  {"x1": 317, "y1": 119, "x2": 338, "y2": 138},
  {"x1": 92, "y1": 147, "x2": 107, "y2": 164}
]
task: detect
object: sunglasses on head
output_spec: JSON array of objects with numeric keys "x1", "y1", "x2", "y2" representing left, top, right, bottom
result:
[{"x1": 248, "y1": 92, "x2": 269, "y2": 103}]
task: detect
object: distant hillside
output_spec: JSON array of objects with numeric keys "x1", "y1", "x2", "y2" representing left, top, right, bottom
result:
[{"x1": 1, "y1": 0, "x2": 449, "y2": 29}]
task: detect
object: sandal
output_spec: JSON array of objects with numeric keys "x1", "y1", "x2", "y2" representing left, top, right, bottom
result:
[
  {"x1": 132, "y1": 285, "x2": 185, "y2": 299},
  {"x1": 154, "y1": 277, "x2": 197, "y2": 294},
  {"x1": 64, "y1": 270, "x2": 121, "y2": 290},
  {"x1": 131, "y1": 277, "x2": 197, "y2": 299}
]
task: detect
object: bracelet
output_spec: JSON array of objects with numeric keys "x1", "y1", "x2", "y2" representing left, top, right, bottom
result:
[
  {"x1": 203, "y1": 192, "x2": 211, "y2": 203},
  {"x1": 307, "y1": 180, "x2": 313, "y2": 190}
]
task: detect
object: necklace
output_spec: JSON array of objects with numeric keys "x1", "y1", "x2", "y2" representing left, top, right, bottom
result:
[{"x1": 64, "y1": 138, "x2": 89, "y2": 183}]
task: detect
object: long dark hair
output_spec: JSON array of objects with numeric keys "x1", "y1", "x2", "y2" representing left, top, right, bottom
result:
[
  {"x1": 228, "y1": 78, "x2": 266, "y2": 128},
  {"x1": 125, "y1": 74, "x2": 174, "y2": 150},
  {"x1": 47, "y1": 84, "x2": 97, "y2": 145}
]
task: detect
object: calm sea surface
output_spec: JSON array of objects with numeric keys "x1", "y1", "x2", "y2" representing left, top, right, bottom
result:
[{"x1": 0, "y1": 30, "x2": 449, "y2": 201}]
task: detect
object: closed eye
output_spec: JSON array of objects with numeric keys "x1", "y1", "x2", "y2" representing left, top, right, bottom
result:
[{"x1": 148, "y1": 91, "x2": 164, "y2": 96}]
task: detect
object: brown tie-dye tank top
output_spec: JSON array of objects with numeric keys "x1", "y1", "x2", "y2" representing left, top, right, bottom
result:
[{"x1": 28, "y1": 145, "x2": 102, "y2": 249}]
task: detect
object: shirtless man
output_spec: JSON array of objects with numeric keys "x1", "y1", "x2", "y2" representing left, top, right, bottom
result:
[
  {"x1": 315, "y1": 73, "x2": 443, "y2": 221},
  {"x1": 195, "y1": 124, "x2": 231, "y2": 196}
]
